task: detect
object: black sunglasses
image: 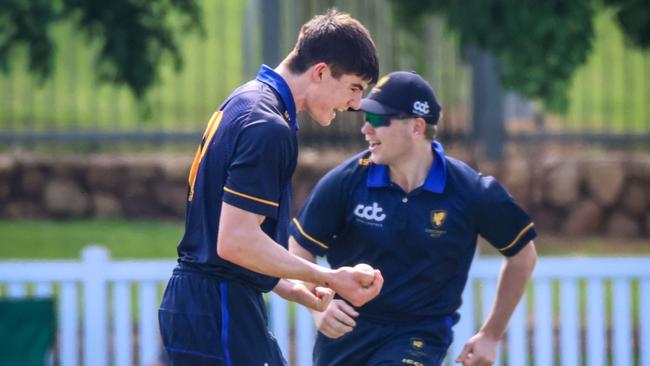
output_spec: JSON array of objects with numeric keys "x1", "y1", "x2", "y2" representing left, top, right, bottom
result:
[{"x1": 365, "y1": 112, "x2": 419, "y2": 128}]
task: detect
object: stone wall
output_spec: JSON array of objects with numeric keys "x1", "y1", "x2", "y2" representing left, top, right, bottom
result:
[
  {"x1": 1, "y1": 148, "x2": 649, "y2": 238},
  {"x1": 468, "y1": 145, "x2": 650, "y2": 239}
]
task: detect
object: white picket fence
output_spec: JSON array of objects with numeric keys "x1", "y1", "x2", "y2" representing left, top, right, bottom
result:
[{"x1": 0, "y1": 245, "x2": 649, "y2": 366}]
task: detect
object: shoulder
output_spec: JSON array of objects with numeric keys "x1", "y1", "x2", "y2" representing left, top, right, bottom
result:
[
  {"x1": 328, "y1": 150, "x2": 372, "y2": 181},
  {"x1": 222, "y1": 81, "x2": 292, "y2": 138},
  {"x1": 312, "y1": 150, "x2": 371, "y2": 193},
  {"x1": 445, "y1": 155, "x2": 512, "y2": 203},
  {"x1": 444, "y1": 155, "x2": 482, "y2": 186}
]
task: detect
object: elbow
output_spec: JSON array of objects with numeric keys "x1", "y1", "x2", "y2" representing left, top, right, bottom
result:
[
  {"x1": 508, "y1": 242, "x2": 537, "y2": 274},
  {"x1": 524, "y1": 242, "x2": 537, "y2": 274},
  {"x1": 217, "y1": 231, "x2": 241, "y2": 263},
  {"x1": 531, "y1": 251, "x2": 538, "y2": 268},
  {"x1": 529, "y1": 242, "x2": 538, "y2": 265}
]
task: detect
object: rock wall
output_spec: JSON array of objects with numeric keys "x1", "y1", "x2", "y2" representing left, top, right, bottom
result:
[
  {"x1": 1, "y1": 147, "x2": 649, "y2": 238},
  {"x1": 468, "y1": 145, "x2": 650, "y2": 239}
]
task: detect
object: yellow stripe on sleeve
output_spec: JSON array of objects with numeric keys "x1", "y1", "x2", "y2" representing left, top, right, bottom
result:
[
  {"x1": 292, "y1": 218, "x2": 328, "y2": 249},
  {"x1": 223, "y1": 187, "x2": 279, "y2": 207},
  {"x1": 499, "y1": 223, "x2": 535, "y2": 252}
]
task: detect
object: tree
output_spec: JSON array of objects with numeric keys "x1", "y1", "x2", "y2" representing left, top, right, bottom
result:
[
  {"x1": 605, "y1": 0, "x2": 650, "y2": 48},
  {"x1": 387, "y1": 0, "x2": 650, "y2": 112},
  {"x1": 0, "y1": 0, "x2": 202, "y2": 98}
]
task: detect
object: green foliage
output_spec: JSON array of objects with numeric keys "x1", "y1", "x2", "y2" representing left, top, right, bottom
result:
[
  {"x1": 387, "y1": 0, "x2": 649, "y2": 113},
  {"x1": 565, "y1": 10, "x2": 649, "y2": 132},
  {"x1": 0, "y1": 0, "x2": 203, "y2": 98},
  {"x1": 605, "y1": 0, "x2": 650, "y2": 48},
  {"x1": 0, "y1": 0, "x2": 58, "y2": 79},
  {"x1": 0, "y1": 0, "x2": 245, "y2": 132}
]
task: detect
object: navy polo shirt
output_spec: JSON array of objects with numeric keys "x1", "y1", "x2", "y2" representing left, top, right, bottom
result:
[
  {"x1": 177, "y1": 65, "x2": 298, "y2": 292},
  {"x1": 290, "y1": 141, "x2": 536, "y2": 322}
]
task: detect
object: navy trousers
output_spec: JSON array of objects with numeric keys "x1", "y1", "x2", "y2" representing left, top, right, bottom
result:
[
  {"x1": 159, "y1": 266, "x2": 287, "y2": 366},
  {"x1": 314, "y1": 315, "x2": 454, "y2": 366}
]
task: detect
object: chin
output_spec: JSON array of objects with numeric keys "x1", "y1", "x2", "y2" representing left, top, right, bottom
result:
[
  {"x1": 370, "y1": 154, "x2": 384, "y2": 164},
  {"x1": 315, "y1": 115, "x2": 334, "y2": 127}
]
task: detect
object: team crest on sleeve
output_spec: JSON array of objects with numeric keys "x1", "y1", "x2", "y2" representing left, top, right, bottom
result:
[{"x1": 426, "y1": 210, "x2": 447, "y2": 238}]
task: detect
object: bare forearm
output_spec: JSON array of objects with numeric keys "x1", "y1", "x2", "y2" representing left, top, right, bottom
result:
[
  {"x1": 273, "y1": 278, "x2": 305, "y2": 303},
  {"x1": 221, "y1": 226, "x2": 332, "y2": 286},
  {"x1": 218, "y1": 202, "x2": 334, "y2": 287},
  {"x1": 219, "y1": 203, "x2": 382, "y2": 307},
  {"x1": 479, "y1": 242, "x2": 537, "y2": 339},
  {"x1": 273, "y1": 278, "x2": 296, "y2": 300},
  {"x1": 288, "y1": 237, "x2": 321, "y2": 314}
]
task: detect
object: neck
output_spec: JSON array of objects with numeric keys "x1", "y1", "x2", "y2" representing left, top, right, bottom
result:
[
  {"x1": 275, "y1": 57, "x2": 308, "y2": 112},
  {"x1": 389, "y1": 140, "x2": 434, "y2": 193}
]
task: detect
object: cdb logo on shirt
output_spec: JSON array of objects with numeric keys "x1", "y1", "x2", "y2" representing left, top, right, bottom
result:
[{"x1": 354, "y1": 202, "x2": 386, "y2": 227}]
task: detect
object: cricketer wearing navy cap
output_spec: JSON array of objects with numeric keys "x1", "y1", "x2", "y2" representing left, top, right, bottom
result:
[
  {"x1": 362, "y1": 70, "x2": 442, "y2": 125},
  {"x1": 289, "y1": 71, "x2": 537, "y2": 366}
]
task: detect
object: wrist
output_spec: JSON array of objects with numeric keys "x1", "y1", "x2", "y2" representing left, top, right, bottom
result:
[
  {"x1": 309, "y1": 307, "x2": 324, "y2": 326},
  {"x1": 287, "y1": 280, "x2": 302, "y2": 301},
  {"x1": 313, "y1": 266, "x2": 335, "y2": 289},
  {"x1": 477, "y1": 327, "x2": 502, "y2": 341}
]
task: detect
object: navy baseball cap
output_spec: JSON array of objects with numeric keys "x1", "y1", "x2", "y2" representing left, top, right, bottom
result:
[{"x1": 361, "y1": 71, "x2": 441, "y2": 124}]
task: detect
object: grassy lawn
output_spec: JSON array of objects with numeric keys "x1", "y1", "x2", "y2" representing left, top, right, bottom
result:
[
  {"x1": 0, "y1": 220, "x2": 182, "y2": 259},
  {"x1": 479, "y1": 235, "x2": 650, "y2": 257},
  {"x1": 1, "y1": 219, "x2": 648, "y2": 260}
]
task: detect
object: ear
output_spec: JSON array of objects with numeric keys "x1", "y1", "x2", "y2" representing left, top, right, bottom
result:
[
  {"x1": 310, "y1": 62, "x2": 329, "y2": 82},
  {"x1": 412, "y1": 117, "x2": 427, "y2": 136}
]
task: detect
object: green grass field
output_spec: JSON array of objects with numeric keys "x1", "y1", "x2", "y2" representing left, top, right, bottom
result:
[
  {"x1": 1, "y1": 219, "x2": 648, "y2": 260},
  {"x1": 0, "y1": 220, "x2": 181, "y2": 259}
]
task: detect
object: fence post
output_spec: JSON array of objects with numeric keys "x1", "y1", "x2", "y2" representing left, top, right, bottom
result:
[
  {"x1": 269, "y1": 293, "x2": 290, "y2": 359},
  {"x1": 296, "y1": 305, "x2": 315, "y2": 366},
  {"x1": 243, "y1": 0, "x2": 260, "y2": 79},
  {"x1": 262, "y1": 0, "x2": 281, "y2": 67},
  {"x1": 82, "y1": 245, "x2": 109, "y2": 366},
  {"x1": 641, "y1": 279, "x2": 650, "y2": 366},
  {"x1": 467, "y1": 46, "x2": 506, "y2": 159},
  {"x1": 139, "y1": 281, "x2": 159, "y2": 366}
]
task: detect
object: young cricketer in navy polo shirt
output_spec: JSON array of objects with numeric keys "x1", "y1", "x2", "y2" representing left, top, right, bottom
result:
[
  {"x1": 290, "y1": 71, "x2": 537, "y2": 366},
  {"x1": 159, "y1": 10, "x2": 384, "y2": 366}
]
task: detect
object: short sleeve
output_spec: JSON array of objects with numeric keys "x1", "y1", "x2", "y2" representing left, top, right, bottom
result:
[
  {"x1": 475, "y1": 176, "x2": 537, "y2": 257},
  {"x1": 224, "y1": 121, "x2": 292, "y2": 219},
  {"x1": 290, "y1": 167, "x2": 348, "y2": 257}
]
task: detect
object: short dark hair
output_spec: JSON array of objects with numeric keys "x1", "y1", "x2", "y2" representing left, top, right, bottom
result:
[{"x1": 287, "y1": 9, "x2": 379, "y2": 84}]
